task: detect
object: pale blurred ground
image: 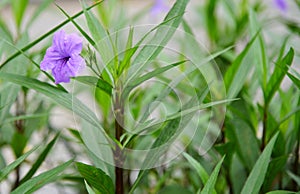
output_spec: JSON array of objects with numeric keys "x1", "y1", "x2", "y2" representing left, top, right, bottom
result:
[{"x1": 0, "y1": 0, "x2": 299, "y2": 193}]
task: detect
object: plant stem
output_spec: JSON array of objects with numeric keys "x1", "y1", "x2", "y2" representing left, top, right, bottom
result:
[
  {"x1": 261, "y1": 105, "x2": 268, "y2": 150},
  {"x1": 114, "y1": 89, "x2": 124, "y2": 194}
]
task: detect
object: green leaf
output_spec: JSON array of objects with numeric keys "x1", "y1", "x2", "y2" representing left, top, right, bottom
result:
[
  {"x1": 84, "y1": 180, "x2": 99, "y2": 194},
  {"x1": 265, "y1": 48, "x2": 294, "y2": 103},
  {"x1": 287, "y1": 171, "x2": 300, "y2": 186},
  {"x1": 11, "y1": 132, "x2": 28, "y2": 157},
  {"x1": 82, "y1": 1, "x2": 107, "y2": 44},
  {"x1": 76, "y1": 162, "x2": 114, "y2": 194},
  {"x1": 261, "y1": 156, "x2": 288, "y2": 192},
  {"x1": 183, "y1": 152, "x2": 209, "y2": 185},
  {"x1": 204, "y1": 0, "x2": 218, "y2": 43},
  {"x1": 11, "y1": 160, "x2": 73, "y2": 194},
  {"x1": 0, "y1": 146, "x2": 38, "y2": 181},
  {"x1": 287, "y1": 71, "x2": 300, "y2": 89},
  {"x1": 4, "y1": 113, "x2": 48, "y2": 125},
  {"x1": 0, "y1": 17, "x2": 13, "y2": 43},
  {"x1": 224, "y1": 31, "x2": 259, "y2": 99},
  {"x1": 19, "y1": 133, "x2": 60, "y2": 184},
  {"x1": 135, "y1": 98, "x2": 237, "y2": 135},
  {"x1": 249, "y1": 8, "x2": 268, "y2": 91},
  {"x1": 11, "y1": 0, "x2": 29, "y2": 29},
  {"x1": 266, "y1": 191, "x2": 296, "y2": 194},
  {"x1": 80, "y1": 119, "x2": 114, "y2": 179},
  {"x1": 118, "y1": 27, "x2": 134, "y2": 74},
  {"x1": 229, "y1": 154, "x2": 247, "y2": 194},
  {"x1": 158, "y1": 185, "x2": 193, "y2": 194},
  {"x1": 241, "y1": 133, "x2": 279, "y2": 194},
  {"x1": 68, "y1": 128, "x2": 84, "y2": 144},
  {"x1": 74, "y1": 76, "x2": 112, "y2": 95},
  {"x1": 228, "y1": 119, "x2": 260, "y2": 171},
  {"x1": 200, "y1": 156, "x2": 225, "y2": 194},
  {"x1": 82, "y1": 1, "x2": 112, "y2": 65}
]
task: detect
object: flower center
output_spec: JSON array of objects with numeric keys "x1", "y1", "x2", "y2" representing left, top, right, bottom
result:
[{"x1": 62, "y1": 56, "x2": 70, "y2": 65}]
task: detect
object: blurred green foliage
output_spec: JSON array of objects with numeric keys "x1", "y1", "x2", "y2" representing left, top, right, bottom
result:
[{"x1": 0, "y1": 0, "x2": 299, "y2": 193}]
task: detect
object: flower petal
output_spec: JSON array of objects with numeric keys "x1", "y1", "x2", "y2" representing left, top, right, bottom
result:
[
  {"x1": 65, "y1": 33, "x2": 83, "y2": 54},
  {"x1": 40, "y1": 47, "x2": 65, "y2": 71},
  {"x1": 52, "y1": 30, "x2": 68, "y2": 56},
  {"x1": 51, "y1": 59, "x2": 71, "y2": 84},
  {"x1": 274, "y1": 0, "x2": 287, "y2": 12}
]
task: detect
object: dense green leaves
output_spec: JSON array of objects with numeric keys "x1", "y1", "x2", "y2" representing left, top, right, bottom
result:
[{"x1": 0, "y1": 0, "x2": 299, "y2": 193}]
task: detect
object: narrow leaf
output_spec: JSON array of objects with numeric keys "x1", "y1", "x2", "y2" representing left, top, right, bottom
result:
[
  {"x1": 287, "y1": 71, "x2": 300, "y2": 89},
  {"x1": 11, "y1": 0, "x2": 29, "y2": 28},
  {"x1": 11, "y1": 160, "x2": 73, "y2": 194},
  {"x1": 76, "y1": 162, "x2": 114, "y2": 194},
  {"x1": 287, "y1": 171, "x2": 300, "y2": 186},
  {"x1": 183, "y1": 152, "x2": 209, "y2": 184},
  {"x1": 241, "y1": 133, "x2": 279, "y2": 194},
  {"x1": 265, "y1": 48, "x2": 294, "y2": 103},
  {"x1": 266, "y1": 191, "x2": 296, "y2": 194},
  {"x1": 200, "y1": 156, "x2": 224, "y2": 194},
  {"x1": 19, "y1": 133, "x2": 60, "y2": 184}
]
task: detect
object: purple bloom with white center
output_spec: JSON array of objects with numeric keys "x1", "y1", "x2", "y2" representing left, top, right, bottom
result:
[
  {"x1": 151, "y1": 0, "x2": 169, "y2": 15},
  {"x1": 273, "y1": 0, "x2": 287, "y2": 12},
  {"x1": 40, "y1": 30, "x2": 85, "y2": 84}
]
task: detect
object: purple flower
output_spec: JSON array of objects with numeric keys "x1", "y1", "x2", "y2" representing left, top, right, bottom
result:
[
  {"x1": 151, "y1": 0, "x2": 169, "y2": 15},
  {"x1": 273, "y1": 0, "x2": 287, "y2": 12},
  {"x1": 41, "y1": 30, "x2": 85, "y2": 84}
]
